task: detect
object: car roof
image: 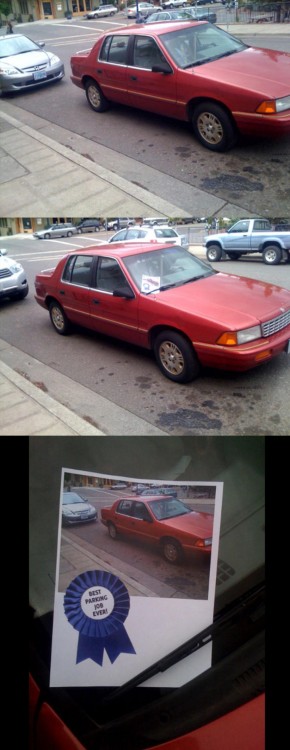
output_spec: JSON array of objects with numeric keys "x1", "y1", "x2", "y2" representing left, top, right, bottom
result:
[
  {"x1": 102, "y1": 19, "x2": 202, "y2": 36},
  {"x1": 63, "y1": 242, "x2": 181, "y2": 258}
]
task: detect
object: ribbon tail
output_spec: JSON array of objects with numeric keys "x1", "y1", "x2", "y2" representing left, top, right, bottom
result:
[
  {"x1": 105, "y1": 626, "x2": 136, "y2": 664},
  {"x1": 77, "y1": 633, "x2": 105, "y2": 665}
]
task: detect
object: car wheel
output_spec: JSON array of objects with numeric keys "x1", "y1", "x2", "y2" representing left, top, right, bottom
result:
[
  {"x1": 227, "y1": 252, "x2": 241, "y2": 260},
  {"x1": 67, "y1": 231, "x2": 73, "y2": 237},
  {"x1": 191, "y1": 101, "x2": 237, "y2": 152},
  {"x1": 49, "y1": 301, "x2": 71, "y2": 335},
  {"x1": 85, "y1": 79, "x2": 110, "y2": 112},
  {"x1": 77, "y1": 228, "x2": 82, "y2": 234},
  {"x1": 44, "y1": 233, "x2": 51, "y2": 239},
  {"x1": 154, "y1": 330, "x2": 200, "y2": 383},
  {"x1": 262, "y1": 245, "x2": 282, "y2": 265},
  {"x1": 206, "y1": 243, "x2": 223, "y2": 262},
  {"x1": 108, "y1": 522, "x2": 117, "y2": 539},
  {"x1": 162, "y1": 538, "x2": 182, "y2": 564}
]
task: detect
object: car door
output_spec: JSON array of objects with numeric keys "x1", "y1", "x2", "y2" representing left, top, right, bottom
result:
[
  {"x1": 126, "y1": 34, "x2": 178, "y2": 117},
  {"x1": 88, "y1": 255, "x2": 147, "y2": 346},
  {"x1": 223, "y1": 220, "x2": 251, "y2": 251},
  {"x1": 58, "y1": 254, "x2": 96, "y2": 327},
  {"x1": 95, "y1": 34, "x2": 130, "y2": 104}
]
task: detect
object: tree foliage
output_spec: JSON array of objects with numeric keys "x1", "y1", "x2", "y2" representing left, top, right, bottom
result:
[{"x1": 0, "y1": 0, "x2": 13, "y2": 19}]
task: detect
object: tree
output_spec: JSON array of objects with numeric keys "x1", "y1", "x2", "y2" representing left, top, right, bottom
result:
[{"x1": 0, "y1": 0, "x2": 13, "y2": 20}]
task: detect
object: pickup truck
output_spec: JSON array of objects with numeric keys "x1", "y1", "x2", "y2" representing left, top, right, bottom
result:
[{"x1": 204, "y1": 218, "x2": 290, "y2": 265}]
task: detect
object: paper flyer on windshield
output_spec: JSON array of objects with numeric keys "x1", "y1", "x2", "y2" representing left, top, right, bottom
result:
[{"x1": 49, "y1": 469, "x2": 223, "y2": 688}]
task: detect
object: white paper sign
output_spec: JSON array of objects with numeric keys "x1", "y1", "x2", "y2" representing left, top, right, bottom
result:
[{"x1": 50, "y1": 470, "x2": 223, "y2": 688}]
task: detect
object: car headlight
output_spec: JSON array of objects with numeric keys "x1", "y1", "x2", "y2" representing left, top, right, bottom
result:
[
  {"x1": 256, "y1": 95, "x2": 290, "y2": 114},
  {"x1": 48, "y1": 53, "x2": 60, "y2": 65},
  {"x1": 10, "y1": 262, "x2": 23, "y2": 273},
  {"x1": 217, "y1": 325, "x2": 262, "y2": 346},
  {"x1": 0, "y1": 63, "x2": 20, "y2": 75}
]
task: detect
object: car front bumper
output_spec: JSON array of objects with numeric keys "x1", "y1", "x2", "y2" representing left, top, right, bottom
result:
[
  {"x1": 0, "y1": 269, "x2": 28, "y2": 298},
  {"x1": 0, "y1": 64, "x2": 64, "y2": 93}
]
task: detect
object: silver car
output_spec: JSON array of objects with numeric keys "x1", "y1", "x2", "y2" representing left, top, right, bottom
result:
[
  {"x1": 86, "y1": 5, "x2": 118, "y2": 17},
  {"x1": 0, "y1": 33, "x2": 64, "y2": 94},
  {"x1": 33, "y1": 223, "x2": 77, "y2": 239},
  {"x1": 0, "y1": 248, "x2": 29, "y2": 301},
  {"x1": 108, "y1": 225, "x2": 189, "y2": 249}
]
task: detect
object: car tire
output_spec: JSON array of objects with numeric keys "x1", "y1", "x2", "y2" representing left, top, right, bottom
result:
[
  {"x1": 206, "y1": 244, "x2": 223, "y2": 262},
  {"x1": 191, "y1": 101, "x2": 237, "y2": 152},
  {"x1": 262, "y1": 245, "x2": 282, "y2": 265},
  {"x1": 162, "y1": 538, "x2": 182, "y2": 564},
  {"x1": 49, "y1": 301, "x2": 71, "y2": 335},
  {"x1": 154, "y1": 329, "x2": 200, "y2": 383},
  {"x1": 227, "y1": 252, "x2": 241, "y2": 260},
  {"x1": 44, "y1": 233, "x2": 51, "y2": 239},
  {"x1": 85, "y1": 79, "x2": 110, "y2": 112},
  {"x1": 108, "y1": 522, "x2": 117, "y2": 539},
  {"x1": 67, "y1": 231, "x2": 73, "y2": 237}
]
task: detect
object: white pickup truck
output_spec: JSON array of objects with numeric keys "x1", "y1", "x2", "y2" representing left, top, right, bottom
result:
[{"x1": 204, "y1": 218, "x2": 290, "y2": 265}]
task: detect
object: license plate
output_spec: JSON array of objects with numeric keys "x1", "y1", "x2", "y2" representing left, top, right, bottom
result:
[
  {"x1": 34, "y1": 70, "x2": 47, "y2": 80},
  {"x1": 287, "y1": 340, "x2": 290, "y2": 354}
]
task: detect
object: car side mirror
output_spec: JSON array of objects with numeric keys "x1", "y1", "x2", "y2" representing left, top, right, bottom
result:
[
  {"x1": 0, "y1": 248, "x2": 8, "y2": 256},
  {"x1": 152, "y1": 62, "x2": 172, "y2": 75},
  {"x1": 37, "y1": 40, "x2": 45, "y2": 48},
  {"x1": 113, "y1": 287, "x2": 135, "y2": 299}
]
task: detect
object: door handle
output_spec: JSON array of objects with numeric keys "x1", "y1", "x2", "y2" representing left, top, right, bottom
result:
[
  {"x1": 130, "y1": 75, "x2": 138, "y2": 80},
  {"x1": 60, "y1": 290, "x2": 65, "y2": 295},
  {"x1": 93, "y1": 299, "x2": 100, "y2": 304}
]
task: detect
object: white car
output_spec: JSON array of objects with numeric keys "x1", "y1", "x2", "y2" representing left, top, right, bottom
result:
[
  {"x1": 108, "y1": 225, "x2": 189, "y2": 248},
  {"x1": 0, "y1": 247, "x2": 29, "y2": 301},
  {"x1": 162, "y1": 0, "x2": 188, "y2": 7},
  {"x1": 85, "y1": 5, "x2": 118, "y2": 18},
  {"x1": 33, "y1": 223, "x2": 78, "y2": 239}
]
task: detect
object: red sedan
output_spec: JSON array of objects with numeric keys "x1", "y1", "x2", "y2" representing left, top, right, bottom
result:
[
  {"x1": 34, "y1": 242, "x2": 290, "y2": 383},
  {"x1": 70, "y1": 21, "x2": 290, "y2": 152},
  {"x1": 101, "y1": 494, "x2": 213, "y2": 562}
]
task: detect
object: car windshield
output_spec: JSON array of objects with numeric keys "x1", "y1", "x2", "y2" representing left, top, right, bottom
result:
[
  {"x1": 0, "y1": 35, "x2": 39, "y2": 58},
  {"x1": 62, "y1": 493, "x2": 85, "y2": 505},
  {"x1": 123, "y1": 245, "x2": 214, "y2": 293},
  {"x1": 160, "y1": 23, "x2": 246, "y2": 69},
  {"x1": 149, "y1": 497, "x2": 191, "y2": 520}
]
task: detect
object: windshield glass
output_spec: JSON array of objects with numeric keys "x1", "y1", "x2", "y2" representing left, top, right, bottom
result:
[
  {"x1": 149, "y1": 497, "x2": 190, "y2": 520},
  {"x1": 160, "y1": 23, "x2": 246, "y2": 69},
  {"x1": 0, "y1": 35, "x2": 39, "y2": 58},
  {"x1": 62, "y1": 493, "x2": 85, "y2": 505},
  {"x1": 123, "y1": 246, "x2": 214, "y2": 293}
]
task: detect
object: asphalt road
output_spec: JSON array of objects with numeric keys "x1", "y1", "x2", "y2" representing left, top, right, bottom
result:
[
  {"x1": 1, "y1": 232, "x2": 290, "y2": 435},
  {"x1": 3, "y1": 16, "x2": 290, "y2": 215}
]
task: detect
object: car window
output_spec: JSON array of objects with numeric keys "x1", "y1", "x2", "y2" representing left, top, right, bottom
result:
[
  {"x1": 154, "y1": 228, "x2": 178, "y2": 238},
  {"x1": 117, "y1": 499, "x2": 135, "y2": 516},
  {"x1": 133, "y1": 36, "x2": 167, "y2": 69},
  {"x1": 228, "y1": 220, "x2": 250, "y2": 233},
  {"x1": 62, "y1": 255, "x2": 93, "y2": 286},
  {"x1": 161, "y1": 23, "x2": 245, "y2": 68},
  {"x1": 99, "y1": 35, "x2": 130, "y2": 64},
  {"x1": 95, "y1": 256, "x2": 131, "y2": 293}
]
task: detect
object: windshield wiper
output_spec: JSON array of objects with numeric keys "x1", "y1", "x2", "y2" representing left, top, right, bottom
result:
[
  {"x1": 146, "y1": 282, "x2": 179, "y2": 294},
  {"x1": 102, "y1": 580, "x2": 265, "y2": 705},
  {"x1": 184, "y1": 49, "x2": 240, "y2": 69}
]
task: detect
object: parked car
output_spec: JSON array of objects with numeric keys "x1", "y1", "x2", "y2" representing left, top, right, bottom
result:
[
  {"x1": 101, "y1": 495, "x2": 212, "y2": 562},
  {"x1": 0, "y1": 247, "x2": 29, "y2": 301},
  {"x1": 34, "y1": 242, "x2": 290, "y2": 383},
  {"x1": 85, "y1": 4, "x2": 118, "y2": 17},
  {"x1": 127, "y1": 2, "x2": 155, "y2": 18},
  {"x1": 70, "y1": 21, "x2": 290, "y2": 152},
  {"x1": 144, "y1": 8, "x2": 217, "y2": 22},
  {"x1": 110, "y1": 482, "x2": 129, "y2": 489},
  {"x1": 162, "y1": 0, "x2": 188, "y2": 7},
  {"x1": 75, "y1": 219, "x2": 103, "y2": 233},
  {"x1": 33, "y1": 223, "x2": 78, "y2": 239},
  {"x1": 106, "y1": 218, "x2": 135, "y2": 230},
  {"x1": 62, "y1": 491, "x2": 97, "y2": 526},
  {"x1": 107, "y1": 225, "x2": 189, "y2": 248},
  {"x1": 140, "y1": 487, "x2": 178, "y2": 497},
  {"x1": 0, "y1": 33, "x2": 64, "y2": 94}
]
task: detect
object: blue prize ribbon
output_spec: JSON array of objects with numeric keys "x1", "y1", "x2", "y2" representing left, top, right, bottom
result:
[{"x1": 64, "y1": 570, "x2": 136, "y2": 665}]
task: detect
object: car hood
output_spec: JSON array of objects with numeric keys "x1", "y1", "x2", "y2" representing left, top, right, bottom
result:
[
  {"x1": 0, "y1": 255, "x2": 19, "y2": 270},
  {"x1": 190, "y1": 46, "x2": 290, "y2": 97},
  {"x1": 160, "y1": 511, "x2": 213, "y2": 537},
  {"x1": 63, "y1": 502, "x2": 93, "y2": 514},
  {"x1": 151, "y1": 273, "x2": 290, "y2": 328},
  {"x1": 4, "y1": 49, "x2": 52, "y2": 68}
]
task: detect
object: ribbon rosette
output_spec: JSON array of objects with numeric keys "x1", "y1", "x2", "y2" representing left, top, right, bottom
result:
[{"x1": 64, "y1": 570, "x2": 135, "y2": 665}]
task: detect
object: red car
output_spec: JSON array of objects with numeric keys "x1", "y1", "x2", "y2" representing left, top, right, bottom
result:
[
  {"x1": 70, "y1": 20, "x2": 290, "y2": 152},
  {"x1": 101, "y1": 494, "x2": 213, "y2": 562},
  {"x1": 34, "y1": 242, "x2": 290, "y2": 383}
]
